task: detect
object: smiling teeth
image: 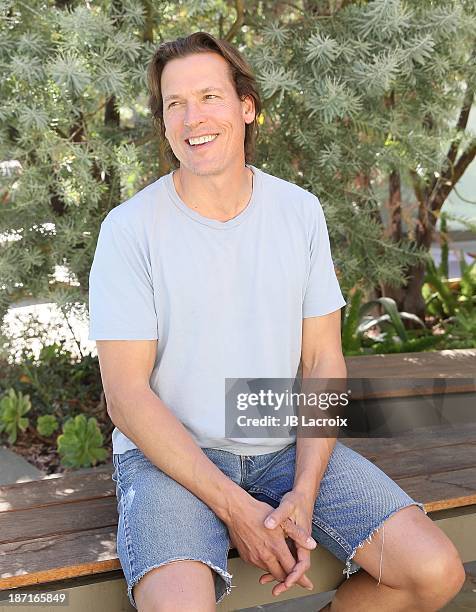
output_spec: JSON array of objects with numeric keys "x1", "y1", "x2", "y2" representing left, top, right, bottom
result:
[{"x1": 188, "y1": 134, "x2": 217, "y2": 145}]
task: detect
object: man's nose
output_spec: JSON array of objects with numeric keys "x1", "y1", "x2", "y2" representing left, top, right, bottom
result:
[{"x1": 183, "y1": 102, "x2": 206, "y2": 128}]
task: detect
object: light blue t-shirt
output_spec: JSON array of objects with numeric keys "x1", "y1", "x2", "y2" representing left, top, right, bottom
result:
[{"x1": 88, "y1": 164, "x2": 346, "y2": 455}]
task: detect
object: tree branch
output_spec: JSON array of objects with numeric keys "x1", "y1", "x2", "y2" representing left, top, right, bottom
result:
[
  {"x1": 430, "y1": 139, "x2": 476, "y2": 211},
  {"x1": 429, "y1": 87, "x2": 474, "y2": 198},
  {"x1": 224, "y1": 0, "x2": 244, "y2": 41},
  {"x1": 446, "y1": 87, "x2": 474, "y2": 170}
]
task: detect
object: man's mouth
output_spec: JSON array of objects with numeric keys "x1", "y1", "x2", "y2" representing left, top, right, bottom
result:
[{"x1": 185, "y1": 134, "x2": 219, "y2": 149}]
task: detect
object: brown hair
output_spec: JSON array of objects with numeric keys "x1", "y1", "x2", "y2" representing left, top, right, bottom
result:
[{"x1": 147, "y1": 31, "x2": 262, "y2": 167}]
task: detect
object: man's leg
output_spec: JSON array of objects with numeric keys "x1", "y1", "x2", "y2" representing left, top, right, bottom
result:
[
  {"x1": 245, "y1": 442, "x2": 465, "y2": 611},
  {"x1": 113, "y1": 448, "x2": 235, "y2": 611},
  {"x1": 322, "y1": 505, "x2": 465, "y2": 611},
  {"x1": 133, "y1": 560, "x2": 216, "y2": 612}
]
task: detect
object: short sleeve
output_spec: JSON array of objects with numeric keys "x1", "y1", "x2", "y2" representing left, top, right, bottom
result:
[
  {"x1": 302, "y1": 198, "x2": 347, "y2": 318},
  {"x1": 88, "y1": 217, "x2": 158, "y2": 340}
]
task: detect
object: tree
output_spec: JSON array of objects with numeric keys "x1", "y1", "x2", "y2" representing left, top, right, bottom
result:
[
  {"x1": 244, "y1": 0, "x2": 476, "y2": 317},
  {"x1": 1, "y1": 0, "x2": 475, "y2": 338},
  {"x1": 0, "y1": 0, "x2": 234, "y2": 330}
]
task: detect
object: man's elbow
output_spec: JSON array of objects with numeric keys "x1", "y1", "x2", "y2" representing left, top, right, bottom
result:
[
  {"x1": 303, "y1": 351, "x2": 347, "y2": 377},
  {"x1": 103, "y1": 384, "x2": 151, "y2": 419}
]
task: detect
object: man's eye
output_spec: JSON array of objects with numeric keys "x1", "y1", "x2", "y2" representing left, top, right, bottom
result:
[
  {"x1": 205, "y1": 94, "x2": 218, "y2": 100},
  {"x1": 168, "y1": 101, "x2": 179, "y2": 108}
]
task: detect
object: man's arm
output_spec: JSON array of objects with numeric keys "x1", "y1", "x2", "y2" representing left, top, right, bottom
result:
[
  {"x1": 293, "y1": 309, "x2": 347, "y2": 502},
  {"x1": 98, "y1": 339, "x2": 247, "y2": 522},
  {"x1": 97, "y1": 339, "x2": 316, "y2": 587},
  {"x1": 261, "y1": 309, "x2": 346, "y2": 595}
]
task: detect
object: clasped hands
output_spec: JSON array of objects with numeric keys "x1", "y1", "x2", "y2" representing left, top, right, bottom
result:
[{"x1": 226, "y1": 490, "x2": 317, "y2": 596}]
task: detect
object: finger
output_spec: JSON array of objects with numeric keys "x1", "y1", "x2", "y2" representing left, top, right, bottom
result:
[
  {"x1": 259, "y1": 571, "x2": 312, "y2": 592},
  {"x1": 284, "y1": 534, "x2": 313, "y2": 589},
  {"x1": 259, "y1": 572, "x2": 307, "y2": 587},
  {"x1": 259, "y1": 574, "x2": 314, "y2": 595},
  {"x1": 262, "y1": 533, "x2": 295, "y2": 585},
  {"x1": 259, "y1": 572, "x2": 275, "y2": 584},
  {"x1": 282, "y1": 518, "x2": 317, "y2": 550},
  {"x1": 264, "y1": 556, "x2": 287, "y2": 585},
  {"x1": 271, "y1": 539, "x2": 304, "y2": 595},
  {"x1": 284, "y1": 547, "x2": 313, "y2": 589},
  {"x1": 274, "y1": 572, "x2": 313, "y2": 596},
  {"x1": 264, "y1": 505, "x2": 291, "y2": 529},
  {"x1": 273, "y1": 543, "x2": 313, "y2": 595}
]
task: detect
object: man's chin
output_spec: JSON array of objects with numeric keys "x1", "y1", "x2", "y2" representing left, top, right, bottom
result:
[{"x1": 179, "y1": 160, "x2": 225, "y2": 177}]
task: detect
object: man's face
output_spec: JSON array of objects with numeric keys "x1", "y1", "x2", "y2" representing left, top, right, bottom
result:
[{"x1": 161, "y1": 52, "x2": 255, "y2": 176}]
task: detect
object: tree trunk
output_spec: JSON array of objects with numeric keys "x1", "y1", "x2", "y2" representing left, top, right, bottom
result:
[{"x1": 381, "y1": 86, "x2": 475, "y2": 319}]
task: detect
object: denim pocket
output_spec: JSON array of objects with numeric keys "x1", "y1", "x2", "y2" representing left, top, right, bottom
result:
[
  {"x1": 115, "y1": 448, "x2": 142, "y2": 466},
  {"x1": 115, "y1": 448, "x2": 148, "y2": 492}
]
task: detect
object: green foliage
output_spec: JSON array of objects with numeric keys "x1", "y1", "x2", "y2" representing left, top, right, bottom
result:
[
  {"x1": 247, "y1": 0, "x2": 476, "y2": 296},
  {"x1": 420, "y1": 247, "x2": 475, "y2": 349},
  {"x1": 0, "y1": 388, "x2": 31, "y2": 444},
  {"x1": 424, "y1": 255, "x2": 475, "y2": 318},
  {"x1": 2, "y1": 341, "x2": 103, "y2": 417},
  {"x1": 57, "y1": 414, "x2": 107, "y2": 468},
  {"x1": 358, "y1": 296, "x2": 422, "y2": 342},
  {"x1": 423, "y1": 259, "x2": 459, "y2": 317},
  {"x1": 368, "y1": 333, "x2": 441, "y2": 354},
  {"x1": 342, "y1": 290, "x2": 428, "y2": 355},
  {"x1": 37, "y1": 414, "x2": 59, "y2": 437},
  {"x1": 341, "y1": 288, "x2": 365, "y2": 353},
  {"x1": 0, "y1": 343, "x2": 107, "y2": 469},
  {"x1": 437, "y1": 297, "x2": 476, "y2": 349},
  {"x1": 459, "y1": 257, "x2": 476, "y2": 305},
  {"x1": 1, "y1": 0, "x2": 475, "y2": 327}
]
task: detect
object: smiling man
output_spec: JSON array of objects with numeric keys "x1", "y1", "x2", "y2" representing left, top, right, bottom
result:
[{"x1": 88, "y1": 32, "x2": 465, "y2": 612}]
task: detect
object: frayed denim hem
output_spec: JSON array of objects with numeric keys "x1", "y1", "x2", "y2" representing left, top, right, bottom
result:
[
  {"x1": 343, "y1": 501, "x2": 427, "y2": 583},
  {"x1": 127, "y1": 558, "x2": 233, "y2": 609}
]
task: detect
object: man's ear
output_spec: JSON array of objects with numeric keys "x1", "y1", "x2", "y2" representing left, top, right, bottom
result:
[{"x1": 242, "y1": 95, "x2": 256, "y2": 124}]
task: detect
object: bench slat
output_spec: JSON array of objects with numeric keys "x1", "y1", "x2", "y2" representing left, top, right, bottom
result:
[
  {"x1": 0, "y1": 468, "x2": 113, "y2": 513},
  {"x1": 342, "y1": 422, "x2": 476, "y2": 456},
  {"x1": 363, "y1": 442, "x2": 476, "y2": 480},
  {"x1": 0, "y1": 527, "x2": 119, "y2": 590},
  {"x1": 393, "y1": 467, "x2": 476, "y2": 512},
  {"x1": 0, "y1": 497, "x2": 117, "y2": 545},
  {"x1": 345, "y1": 348, "x2": 476, "y2": 379},
  {"x1": 1, "y1": 475, "x2": 474, "y2": 590}
]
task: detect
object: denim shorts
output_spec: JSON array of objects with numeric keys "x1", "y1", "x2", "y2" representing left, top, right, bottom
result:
[{"x1": 112, "y1": 440, "x2": 426, "y2": 609}]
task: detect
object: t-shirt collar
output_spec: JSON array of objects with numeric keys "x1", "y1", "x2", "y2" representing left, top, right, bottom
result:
[{"x1": 165, "y1": 164, "x2": 261, "y2": 230}]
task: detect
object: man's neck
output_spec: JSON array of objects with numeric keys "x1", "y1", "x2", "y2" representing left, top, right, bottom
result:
[{"x1": 173, "y1": 165, "x2": 254, "y2": 223}]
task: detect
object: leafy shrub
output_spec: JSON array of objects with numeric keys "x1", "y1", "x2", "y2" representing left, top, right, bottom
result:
[
  {"x1": 36, "y1": 414, "x2": 59, "y2": 437},
  {"x1": 342, "y1": 290, "x2": 428, "y2": 355},
  {"x1": 0, "y1": 388, "x2": 31, "y2": 444},
  {"x1": 10, "y1": 341, "x2": 103, "y2": 417},
  {"x1": 57, "y1": 414, "x2": 108, "y2": 468}
]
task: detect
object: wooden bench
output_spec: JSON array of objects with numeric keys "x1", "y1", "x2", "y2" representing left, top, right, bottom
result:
[{"x1": 1, "y1": 349, "x2": 475, "y2": 611}]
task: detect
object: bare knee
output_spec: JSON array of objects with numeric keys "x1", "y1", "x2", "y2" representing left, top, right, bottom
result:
[
  {"x1": 133, "y1": 560, "x2": 216, "y2": 612},
  {"x1": 410, "y1": 542, "x2": 465, "y2": 609}
]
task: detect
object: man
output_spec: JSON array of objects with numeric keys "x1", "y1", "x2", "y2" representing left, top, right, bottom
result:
[{"x1": 88, "y1": 31, "x2": 465, "y2": 612}]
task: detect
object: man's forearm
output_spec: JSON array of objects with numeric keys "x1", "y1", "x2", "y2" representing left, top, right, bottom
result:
[
  {"x1": 293, "y1": 354, "x2": 347, "y2": 503},
  {"x1": 108, "y1": 387, "x2": 250, "y2": 523}
]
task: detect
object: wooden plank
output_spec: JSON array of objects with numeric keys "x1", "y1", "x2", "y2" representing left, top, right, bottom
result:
[
  {"x1": 394, "y1": 467, "x2": 476, "y2": 512},
  {"x1": 0, "y1": 488, "x2": 474, "y2": 591},
  {"x1": 346, "y1": 380, "x2": 476, "y2": 399},
  {"x1": 0, "y1": 498, "x2": 117, "y2": 544},
  {"x1": 369, "y1": 442, "x2": 476, "y2": 480},
  {"x1": 0, "y1": 527, "x2": 120, "y2": 589},
  {"x1": 342, "y1": 422, "x2": 476, "y2": 457},
  {"x1": 346, "y1": 348, "x2": 476, "y2": 379},
  {"x1": 0, "y1": 467, "x2": 114, "y2": 513}
]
